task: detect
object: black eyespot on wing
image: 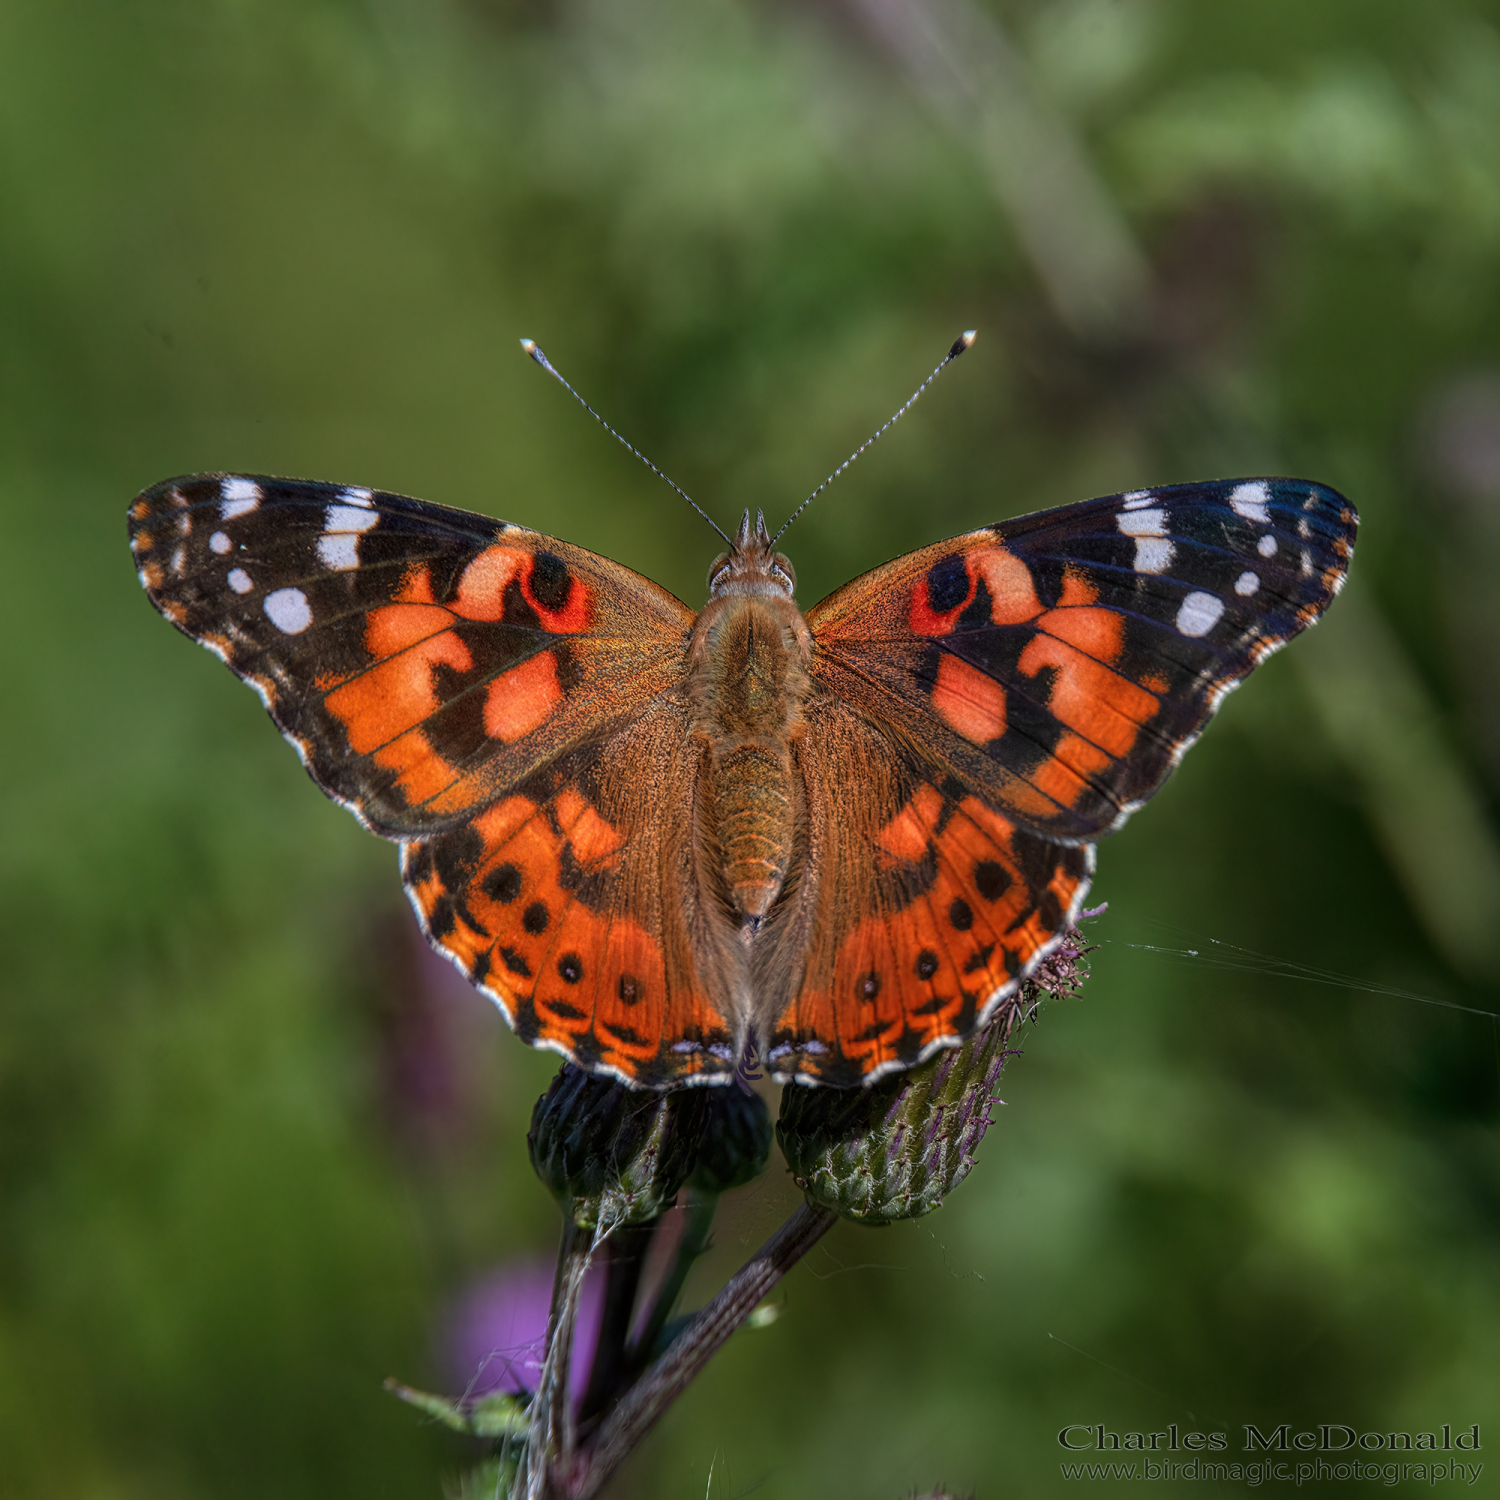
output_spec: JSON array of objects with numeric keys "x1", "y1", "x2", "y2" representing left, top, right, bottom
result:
[
  {"x1": 484, "y1": 863, "x2": 523, "y2": 904},
  {"x1": 926, "y1": 554, "x2": 969, "y2": 613},
  {"x1": 974, "y1": 860, "x2": 1012, "y2": 901},
  {"x1": 522, "y1": 901, "x2": 550, "y2": 935},
  {"x1": 949, "y1": 898, "x2": 974, "y2": 931},
  {"x1": 857, "y1": 971, "x2": 882, "y2": 1001},
  {"x1": 530, "y1": 551, "x2": 573, "y2": 611},
  {"x1": 558, "y1": 953, "x2": 584, "y2": 984}
]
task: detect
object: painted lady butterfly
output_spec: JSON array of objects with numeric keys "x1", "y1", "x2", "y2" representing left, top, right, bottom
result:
[{"x1": 128, "y1": 369, "x2": 1355, "y2": 1089}]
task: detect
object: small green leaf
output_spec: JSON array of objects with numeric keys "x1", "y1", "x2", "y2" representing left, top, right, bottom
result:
[{"x1": 384, "y1": 1378, "x2": 530, "y2": 1438}]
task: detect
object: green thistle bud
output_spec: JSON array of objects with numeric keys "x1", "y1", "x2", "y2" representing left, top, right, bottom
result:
[
  {"x1": 777, "y1": 1020, "x2": 1013, "y2": 1226},
  {"x1": 528, "y1": 1066, "x2": 712, "y2": 1231},
  {"x1": 688, "y1": 1085, "x2": 773, "y2": 1195}
]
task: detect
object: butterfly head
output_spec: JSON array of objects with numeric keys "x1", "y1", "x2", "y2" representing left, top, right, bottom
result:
[{"x1": 706, "y1": 508, "x2": 797, "y2": 600}]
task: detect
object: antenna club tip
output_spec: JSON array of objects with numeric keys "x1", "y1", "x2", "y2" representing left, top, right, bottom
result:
[
  {"x1": 519, "y1": 338, "x2": 544, "y2": 363},
  {"x1": 952, "y1": 329, "x2": 978, "y2": 356}
]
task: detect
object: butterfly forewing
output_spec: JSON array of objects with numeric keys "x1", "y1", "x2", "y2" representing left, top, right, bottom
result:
[
  {"x1": 129, "y1": 475, "x2": 694, "y2": 838},
  {"x1": 807, "y1": 478, "x2": 1356, "y2": 843}
]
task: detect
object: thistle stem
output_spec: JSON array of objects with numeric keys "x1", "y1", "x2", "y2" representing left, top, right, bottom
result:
[
  {"x1": 576, "y1": 1219, "x2": 656, "y2": 1428},
  {"x1": 629, "y1": 1192, "x2": 719, "y2": 1366}
]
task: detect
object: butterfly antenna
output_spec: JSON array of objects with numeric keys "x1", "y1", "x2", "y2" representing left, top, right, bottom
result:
[
  {"x1": 520, "y1": 339, "x2": 732, "y2": 546},
  {"x1": 770, "y1": 330, "x2": 977, "y2": 547}
]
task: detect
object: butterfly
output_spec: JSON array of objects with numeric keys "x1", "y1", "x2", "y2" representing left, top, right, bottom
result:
[{"x1": 127, "y1": 368, "x2": 1355, "y2": 1089}]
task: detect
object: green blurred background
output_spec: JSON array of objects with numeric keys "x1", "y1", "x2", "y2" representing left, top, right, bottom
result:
[{"x1": 4, "y1": 1, "x2": 1499, "y2": 1494}]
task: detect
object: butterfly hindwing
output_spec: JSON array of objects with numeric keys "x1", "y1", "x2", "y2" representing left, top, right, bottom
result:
[
  {"x1": 402, "y1": 701, "x2": 746, "y2": 1087},
  {"x1": 129, "y1": 474, "x2": 694, "y2": 838},
  {"x1": 806, "y1": 478, "x2": 1356, "y2": 843},
  {"x1": 756, "y1": 702, "x2": 1093, "y2": 1085}
]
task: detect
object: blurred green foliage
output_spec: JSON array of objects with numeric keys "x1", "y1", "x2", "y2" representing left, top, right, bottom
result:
[{"x1": 3, "y1": 0, "x2": 1499, "y2": 1495}]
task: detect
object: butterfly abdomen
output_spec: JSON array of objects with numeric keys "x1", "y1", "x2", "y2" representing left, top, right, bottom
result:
[{"x1": 688, "y1": 591, "x2": 813, "y2": 923}]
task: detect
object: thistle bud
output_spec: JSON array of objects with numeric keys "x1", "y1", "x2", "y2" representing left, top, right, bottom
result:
[
  {"x1": 528, "y1": 1066, "x2": 712, "y2": 1231},
  {"x1": 688, "y1": 1085, "x2": 773, "y2": 1195},
  {"x1": 777, "y1": 1019, "x2": 1014, "y2": 1225}
]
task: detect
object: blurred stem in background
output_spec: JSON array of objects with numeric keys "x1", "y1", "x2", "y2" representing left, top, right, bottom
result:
[{"x1": 834, "y1": 0, "x2": 1151, "y2": 341}]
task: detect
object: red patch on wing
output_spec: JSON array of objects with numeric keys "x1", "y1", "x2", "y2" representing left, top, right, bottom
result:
[
  {"x1": 909, "y1": 560, "x2": 975, "y2": 636},
  {"x1": 453, "y1": 545, "x2": 595, "y2": 633}
]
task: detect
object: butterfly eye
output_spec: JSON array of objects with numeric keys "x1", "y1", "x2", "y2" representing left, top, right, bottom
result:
[
  {"x1": 707, "y1": 553, "x2": 732, "y2": 591},
  {"x1": 771, "y1": 554, "x2": 796, "y2": 594}
]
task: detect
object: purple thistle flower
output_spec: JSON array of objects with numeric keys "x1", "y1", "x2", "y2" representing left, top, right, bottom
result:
[{"x1": 442, "y1": 1258, "x2": 605, "y2": 1406}]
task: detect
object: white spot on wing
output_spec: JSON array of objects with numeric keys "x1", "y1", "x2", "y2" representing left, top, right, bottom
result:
[
  {"x1": 1300, "y1": 549, "x2": 1313, "y2": 576},
  {"x1": 220, "y1": 476, "x2": 261, "y2": 519},
  {"x1": 1257, "y1": 534, "x2": 1277, "y2": 558},
  {"x1": 209, "y1": 531, "x2": 232, "y2": 554},
  {"x1": 264, "y1": 587, "x2": 312, "y2": 633},
  {"x1": 227, "y1": 567, "x2": 253, "y2": 594},
  {"x1": 171, "y1": 546, "x2": 185, "y2": 574},
  {"x1": 325, "y1": 504, "x2": 380, "y2": 534},
  {"x1": 1133, "y1": 537, "x2": 1175, "y2": 574},
  {"x1": 1234, "y1": 570, "x2": 1259, "y2": 596},
  {"x1": 317, "y1": 503, "x2": 379, "y2": 570},
  {"x1": 1117, "y1": 506, "x2": 1166, "y2": 537},
  {"x1": 1229, "y1": 481, "x2": 1270, "y2": 525},
  {"x1": 317, "y1": 532, "x2": 360, "y2": 570},
  {"x1": 1122, "y1": 490, "x2": 1153, "y2": 509},
  {"x1": 1176, "y1": 591, "x2": 1224, "y2": 637},
  {"x1": 340, "y1": 486, "x2": 374, "y2": 508}
]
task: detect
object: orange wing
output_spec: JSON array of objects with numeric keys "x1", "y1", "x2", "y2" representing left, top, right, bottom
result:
[
  {"x1": 130, "y1": 474, "x2": 741, "y2": 1085},
  {"x1": 129, "y1": 473, "x2": 696, "y2": 837},
  {"x1": 767, "y1": 477, "x2": 1355, "y2": 1083},
  {"x1": 401, "y1": 701, "x2": 750, "y2": 1086},
  {"x1": 807, "y1": 478, "x2": 1356, "y2": 842},
  {"x1": 755, "y1": 699, "x2": 1092, "y2": 1085}
]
